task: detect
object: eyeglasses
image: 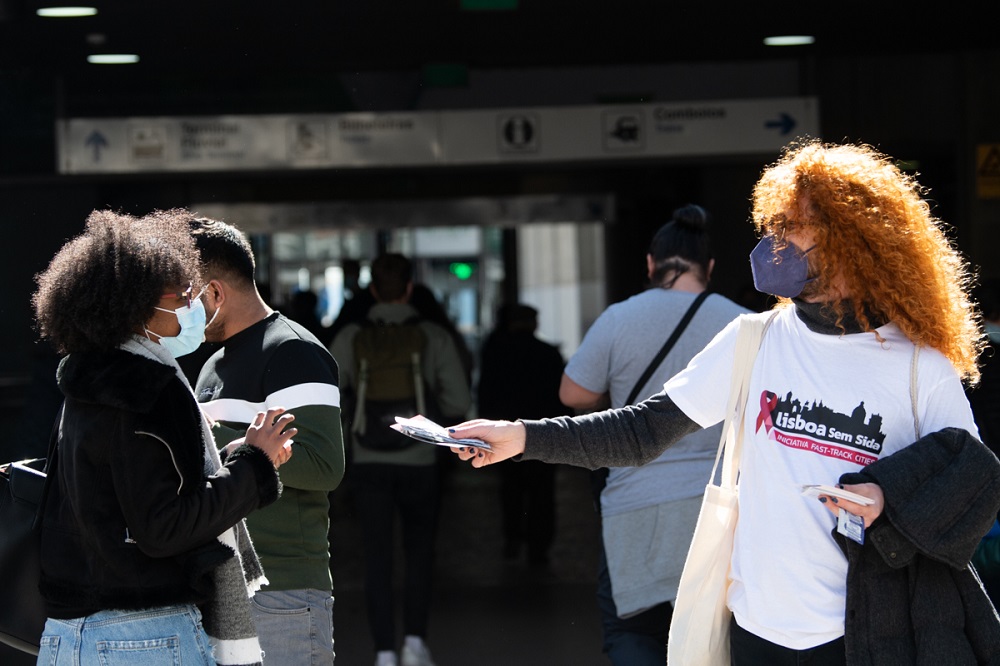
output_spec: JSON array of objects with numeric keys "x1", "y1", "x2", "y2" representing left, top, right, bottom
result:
[{"x1": 161, "y1": 283, "x2": 195, "y2": 308}]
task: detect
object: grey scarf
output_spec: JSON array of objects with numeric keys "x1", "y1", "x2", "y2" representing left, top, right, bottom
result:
[{"x1": 123, "y1": 336, "x2": 265, "y2": 665}]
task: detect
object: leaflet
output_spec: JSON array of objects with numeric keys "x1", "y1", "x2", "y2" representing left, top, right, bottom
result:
[
  {"x1": 800, "y1": 484, "x2": 875, "y2": 506},
  {"x1": 390, "y1": 415, "x2": 492, "y2": 450}
]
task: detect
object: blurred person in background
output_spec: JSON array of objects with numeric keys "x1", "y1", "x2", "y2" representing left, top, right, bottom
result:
[
  {"x1": 330, "y1": 253, "x2": 471, "y2": 666},
  {"x1": 478, "y1": 303, "x2": 571, "y2": 569}
]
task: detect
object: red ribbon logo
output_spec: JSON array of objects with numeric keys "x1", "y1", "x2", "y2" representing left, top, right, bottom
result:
[{"x1": 756, "y1": 390, "x2": 778, "y2": 434}]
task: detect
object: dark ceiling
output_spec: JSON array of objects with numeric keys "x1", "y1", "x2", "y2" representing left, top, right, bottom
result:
[{"x1": 1, "y1": 1, "x2": 994, "y2": 118}]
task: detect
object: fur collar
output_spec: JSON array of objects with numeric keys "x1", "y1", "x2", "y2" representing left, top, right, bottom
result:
[{"x1": 57, "y1": 342, "x2": 178, "y2": 414}]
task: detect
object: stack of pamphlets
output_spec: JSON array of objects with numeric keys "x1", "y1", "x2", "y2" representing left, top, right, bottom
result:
[{"x1": 390, "y1": 415, "x2": 492, "y2": 450}]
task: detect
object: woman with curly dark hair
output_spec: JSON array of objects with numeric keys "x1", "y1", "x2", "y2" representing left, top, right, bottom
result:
[{"x1": 32, "y1": 209, "x2": 295, "y2": 666}]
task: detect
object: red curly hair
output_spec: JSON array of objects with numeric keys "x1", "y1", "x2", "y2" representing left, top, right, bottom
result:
[{"x1": 751, "y1": 140, "x2": 983, "y2": 383}]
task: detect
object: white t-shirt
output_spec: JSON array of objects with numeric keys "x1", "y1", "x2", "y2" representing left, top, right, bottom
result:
[{"x1": 664, "y1": 306, "x2": 979, "y2": 649}]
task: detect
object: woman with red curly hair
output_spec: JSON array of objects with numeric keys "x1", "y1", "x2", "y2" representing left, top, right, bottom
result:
[
  {"x1": 446, "y1": 141, "x2": 1000, "y2": 665},
  {"x1": 751, "y1": 141, "x2": 983, "y2": 381}
]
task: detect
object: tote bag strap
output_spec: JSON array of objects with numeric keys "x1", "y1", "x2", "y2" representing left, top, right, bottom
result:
[
  {"x1": 709, "y1": 310, "x2": 780, "y2": 490},
  {"x1": 910, "y1": 344, "x2": 921, "y2": 440}
]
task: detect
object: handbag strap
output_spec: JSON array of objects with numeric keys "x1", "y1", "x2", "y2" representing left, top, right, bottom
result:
[
  {"x1": 710, "y1": 310, "x2": 780, "y2": 490},
  {"x1": 625, "y1": 290, "x2": 710, "y2": 406}
]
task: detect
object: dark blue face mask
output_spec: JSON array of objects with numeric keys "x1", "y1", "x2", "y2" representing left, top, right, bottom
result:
[{"x1": 749, "y1": 236, "x2": 815, "y2": 298}]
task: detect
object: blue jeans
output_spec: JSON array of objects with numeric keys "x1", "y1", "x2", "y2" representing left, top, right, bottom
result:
[
  {"x1": 36, "y1": 604, "x2": 215, "y2": 665},
  {"x1": 596, "y1": 543, "x2": 673, "y2": 666},
  {"x1": 251, "y1": 588, "x2": 335, "y2": 665}
]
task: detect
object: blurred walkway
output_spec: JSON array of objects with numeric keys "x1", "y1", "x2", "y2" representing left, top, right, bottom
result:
[{"x1": 330, "y1": 459, "x2": 607, "y2": 666}]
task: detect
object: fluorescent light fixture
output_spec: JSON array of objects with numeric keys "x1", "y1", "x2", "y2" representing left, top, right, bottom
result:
[
  {"x1": 764, "y1": 35, "x2": 815, "y2": 46},
  {"x1": 87, "y1": 54, "x2": 140, "y2": 64},
  {"x1": 37, "y1": 6, "x2": 97, "y2": 17}
]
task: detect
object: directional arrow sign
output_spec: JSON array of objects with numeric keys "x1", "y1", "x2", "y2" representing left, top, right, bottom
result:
[
  {"x1": 84, "y1": 130, "x2": 108, "y2": 161},
  {"x1": 58, "y1": 97, "x2": 820, "y2": 173},
  {"x1": 764, "y1": 112, "x2": 796, "y2": 135}
]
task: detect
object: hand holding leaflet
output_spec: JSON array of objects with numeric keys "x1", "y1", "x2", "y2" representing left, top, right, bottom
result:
[
  {"x1": 391, "y1": 415, "x2": 492, "y2": 450},
  {"x1": 800, "y1": 484, "x2": 875, "y2": 506}
]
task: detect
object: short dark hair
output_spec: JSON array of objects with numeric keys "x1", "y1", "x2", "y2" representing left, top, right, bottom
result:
[
  {"x1": 497, "y1": 303, "x2": 538, "y2": 333},
  {"x1": 647, "y1": 204, "x2": 714, "y2": 288},
  {"x1": 188, "y1": 216, "x2": 256, "y2": 287},
  {"x1": 32, "y1": 209, "x2": 200, "y2": 354},
  {"x1": 370, "y1": 253, "x2": 412, "y2": 302}
]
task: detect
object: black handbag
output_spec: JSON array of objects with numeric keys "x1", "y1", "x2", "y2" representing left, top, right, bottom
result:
[{"x1": 0, "y1": 406, "x2": 61, "y2": 655}]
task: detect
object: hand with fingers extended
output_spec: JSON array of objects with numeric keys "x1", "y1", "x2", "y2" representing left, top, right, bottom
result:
[
  {"x1": 239, "y1": 407, "x2": 297, "y2": 468},
  {"x1": 817, "y1": 482, "x2": 885, "y2": 528},
  {"x1": 447, "y1": 419, "x2": 527, "y2": 468}
]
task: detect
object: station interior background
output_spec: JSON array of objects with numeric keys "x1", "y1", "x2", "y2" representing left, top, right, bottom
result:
[{"x1": 2, "y1": 3, "x2": 1000, "y2": 664}]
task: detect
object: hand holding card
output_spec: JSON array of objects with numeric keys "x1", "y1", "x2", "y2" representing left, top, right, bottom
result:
[{"x1": 800, "y1": 484, "x2": 875, "y2": 506}]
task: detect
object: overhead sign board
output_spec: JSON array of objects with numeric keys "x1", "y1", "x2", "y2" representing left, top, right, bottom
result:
[{"x1": 57, "y1": 97, "x2": 818, "y2": 174}]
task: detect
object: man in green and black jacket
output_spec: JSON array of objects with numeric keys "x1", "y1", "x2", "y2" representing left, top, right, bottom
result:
[{"x1": 191, "y1": 217, "x2": 346, "y2": 665}]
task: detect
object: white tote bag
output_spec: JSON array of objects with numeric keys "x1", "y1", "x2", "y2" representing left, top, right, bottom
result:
[{"x1": 667, "y1": 311, "x2": 777, "y2": 666}]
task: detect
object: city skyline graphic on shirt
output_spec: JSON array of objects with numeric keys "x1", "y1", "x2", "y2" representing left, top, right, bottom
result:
[{"x1": 756, "y1": 390, "x2": 886, "y2": 463}]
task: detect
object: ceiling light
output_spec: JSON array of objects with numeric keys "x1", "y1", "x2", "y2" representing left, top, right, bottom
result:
[
  {"x1": 37, "y1": 7, "x2": 97, "y2": 17},
  {"x1": 87, "y1": 54, "x2": 140, "y2": 64},
  {"x1": 764, "y1": 35, "x2": 816, "y2": 46}
]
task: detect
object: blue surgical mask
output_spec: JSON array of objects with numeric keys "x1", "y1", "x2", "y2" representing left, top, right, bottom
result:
[
  {"x1": 145, "y1": 297, "x2": 207, "y2": 358},
  {"x1": 750, "y1": 236, "x2": 814, "y2": 298}
]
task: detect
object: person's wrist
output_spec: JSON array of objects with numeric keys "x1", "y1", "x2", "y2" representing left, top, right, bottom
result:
[{"x1": 514, "y1": 421, "x2": 527, "y2": 454}]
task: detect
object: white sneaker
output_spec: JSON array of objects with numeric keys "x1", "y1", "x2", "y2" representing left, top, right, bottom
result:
[
  {"x1": 400, "y1": 637, "x2": 435, "y2": 666},
  {"x1": 375, "y1": 650, "x2": 399, "y2": 666}
]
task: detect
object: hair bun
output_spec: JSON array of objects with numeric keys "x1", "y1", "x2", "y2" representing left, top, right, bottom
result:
[{"x1": 672, "y1": 204, "x2": 709, "y2": 231}]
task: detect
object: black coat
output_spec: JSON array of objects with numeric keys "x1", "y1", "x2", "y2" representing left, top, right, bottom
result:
[
  {"x1": 839, "y1": 427, "x2": 1000, "y2": 665},
  {"x1": 40, "y1": 346, "x2": 279, "y2": 619},
  {"x1": 477, "y1": 330, "x2": 569, "y2": 421}
]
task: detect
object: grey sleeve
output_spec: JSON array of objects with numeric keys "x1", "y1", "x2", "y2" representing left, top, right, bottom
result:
[
  {"x1": 520, "y1": 389, "x2": 700, "y2": 469},
  {"x1": 564, "y1": 307, "x2": 615, "y2": 394}
]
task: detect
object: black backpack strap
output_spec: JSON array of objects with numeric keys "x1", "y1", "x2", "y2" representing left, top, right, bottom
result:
[{"x1": 624, "y1": 291, "x2": 710, "y2": 406}]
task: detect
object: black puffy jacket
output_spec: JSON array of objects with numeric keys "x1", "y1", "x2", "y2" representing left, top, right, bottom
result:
[{"x1": 40, "y1": 346, "x2": 279, "y2": 619}]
